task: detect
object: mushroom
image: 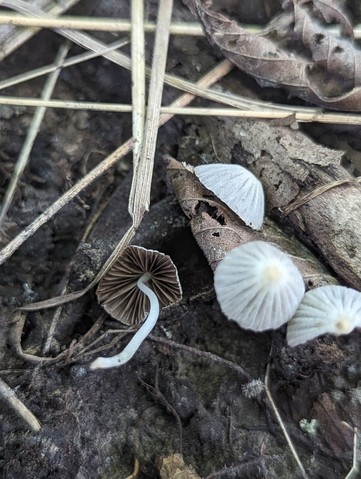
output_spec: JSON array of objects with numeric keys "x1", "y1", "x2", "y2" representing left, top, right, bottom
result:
[
  {"x1": 90, "y1": 245, "x2": 182, "y2": 369},
  {"x1": 194, "y1": 163, "x2": 265, "y2": 230},
  {"x1": 214, "y1": 241, "x2": 305, "y2": 331},
  {"x1": 287, "y1": 285, "x2": 361, "y2": 347}
]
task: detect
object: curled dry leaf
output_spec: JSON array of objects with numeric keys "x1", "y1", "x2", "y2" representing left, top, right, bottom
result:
[
  {"x1": 158, "y1": 454, "x2": 201, "y2": 479},
  {"x1": 190, "y1": 0, "x2": 361, "y2": 110},
  {"x1": 167, "y1": 157, "x2": 337, "y2": 290}
]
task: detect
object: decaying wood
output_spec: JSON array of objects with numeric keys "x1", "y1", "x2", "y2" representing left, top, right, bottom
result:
[
  {"x1": 167, "y1": 158, "x2": 337, "y2": 290},
  {"x1": 201, "y1": 117, "x2": 361, "y2": 291}
]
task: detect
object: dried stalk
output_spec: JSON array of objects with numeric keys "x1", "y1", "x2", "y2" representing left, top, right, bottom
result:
[
  {"x1": 131, "y1": 0, "x2": 145, "y2": 171},
  {"x1": 129, "y1": 0, "x2": 173, "y2": 223},
  {"x1": 0, "y1": 376, "x2": 41, "y2": 432},
  {"x1": 1, "y1": 60, "x2": 233, "y2": 308},
  {"x1": 0, "y1": 42, "x2": 70, "y2": 229},
  {"x1": 1, "y1": 97, "x2": 361, "y2": 125}
]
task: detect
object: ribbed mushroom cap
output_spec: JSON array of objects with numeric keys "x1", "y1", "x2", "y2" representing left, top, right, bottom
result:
[
  {"x1": 214, "y1": 241, "x2": 305, "y2": 331},
  {"x1": 194, "y1": 164, "x2": 265, "y2": 230},
  {"x1": 97, "y1": 245, "x2": 182, "y2": 325},
  {"x1": 287, "y1": 285, "x2": 361, "y2": 347}
]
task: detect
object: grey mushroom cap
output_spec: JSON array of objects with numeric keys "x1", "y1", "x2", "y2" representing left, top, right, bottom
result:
[{"x1": 97, "y1": 245, "x2": 182, "y2": 325}]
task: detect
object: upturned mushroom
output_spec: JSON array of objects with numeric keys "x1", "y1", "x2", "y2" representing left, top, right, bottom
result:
[
  {"x1": 194, "y1": 163, "x2": 265, "y2": 230},
  {"x1": 214, "y1": 241, "x2": 305, "y2": 331},
  {"x1": 287, "y1": 285, "x2": 361, "y2": 347},
  {"x1": 90, "y1": 245, "x2": 182, "y2": 370}
]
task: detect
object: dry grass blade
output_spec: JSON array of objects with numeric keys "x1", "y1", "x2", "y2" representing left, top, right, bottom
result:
[
  {"x1": 129, "y1": 0, "x2": 173, "y2": 223},
  {"x1": 131, "y1": 0, "x2": 145, "y2": 171},
  {"x1": 0, "y1": 11, "x2": 204, "y2": 34},
  {"x1": 265, "y1": 364, "x2": 309, "y2": 479},
  {"x1": 2, "y1": 1, "x2": 312, "y2": 115},
  {"x1": 0, "y1": 41, "x2": 70, "y2": 230},
  {"x1": 0, "y1": 376, "x2": 41, "y2": 432},
  {"x1": 0, "y1": 38, "x2": 129, "y2": 91},
  {"x1": 1, "y1": 97, "x2": 361, "y2": 125},
  {"x1": 5, "y1": 59, "x2": 233, "y2": 311},
  {"x1": 2, "y1": 11, "x2": 361, "y2": 39},
  {"x1": 0, "y1": 0, "x2": 79, "y2": 59}
]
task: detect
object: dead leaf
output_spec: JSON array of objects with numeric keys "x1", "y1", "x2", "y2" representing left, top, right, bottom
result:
[
  {"x1": 190, "y1": 0, "x2": 361, "y2": 110},
  {"x1": 157, "y1": 454, "x2": 201, "y2": 479}
]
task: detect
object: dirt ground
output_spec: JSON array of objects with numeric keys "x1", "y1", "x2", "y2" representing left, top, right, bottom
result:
[{"x1": 1, "y1": 1, "x2": 361, "y2": 478}]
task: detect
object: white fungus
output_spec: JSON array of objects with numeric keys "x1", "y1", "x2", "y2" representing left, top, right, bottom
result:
[
  {"x1": 194, "y1": 163, "x2": 265, "y2": 230},
  {"x1": 214, "y1": 241, "x2": 305, "y2": 331},
  {"x1": 287, "y1": 285, "x2": 361, "y2": 347}
]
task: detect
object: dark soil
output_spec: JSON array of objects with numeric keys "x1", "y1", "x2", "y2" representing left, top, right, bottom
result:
[{"x1": 1, "y1": 1, "x2": 361, "y2": 478}]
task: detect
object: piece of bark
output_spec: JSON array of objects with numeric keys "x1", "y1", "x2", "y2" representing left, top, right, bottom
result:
[
  {"x1": 203, "y1": 118, "x2": 361, "y2": 291},
  {"x1": 167, "y1": 158, "x2": 337, "y2": 290}
]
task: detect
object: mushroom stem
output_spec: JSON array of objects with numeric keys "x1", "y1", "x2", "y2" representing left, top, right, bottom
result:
[{"x1": 90, "y1": 274, "x2": 160, "y2": 370}]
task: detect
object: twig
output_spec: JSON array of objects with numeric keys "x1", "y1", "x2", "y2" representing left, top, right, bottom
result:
[
  {"x1": 264, "y1": 364, "x2": 309, "y2": 479},
  {"x1": 0, "y1": 0, "x2": 79, "y2": 59},
  {"x1": 0, "y1": 12, "x2": 203, "y2": 34},
  {"x1": 149, "y1": 335, "x2": 251, "y2": 380},
  {"x1": 1, "y1": 97, "x2": 361, "y2": 125},
  {"x1": 0, "y1": 38, "x2": 129, "y2": 91},
  {"x1": 0, "y1": 42, "x2": 70, "y2": 230},
  {"x1": 204, "y1": 458, "x2": 268, "y2": 479},
  {"x1": 343, "y1": 422, "x2": 360, "y2": 479},
  {"x1": 124, "y1": 458, "x2": 140, "y2": 479},
  {"x1": 138, "y1": 367, "x2": 183, "y2": 454},
  {"x1": 1, "y1": 12, "x2": 361, "y2": 38},
  {"x1": 0, "y1": 376, "x2": 41, "y2": 432}
]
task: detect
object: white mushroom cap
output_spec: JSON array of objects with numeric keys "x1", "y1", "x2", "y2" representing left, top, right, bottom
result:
[
  {"x1": 287, "y1": 285, "x2": 361, "y2": 347},
  {"x1": 194, "y1": 164, "x2": 265, "y2": 230},
  {"x1": 214, "y1": 241, "x2": 305, "y2": 331}
]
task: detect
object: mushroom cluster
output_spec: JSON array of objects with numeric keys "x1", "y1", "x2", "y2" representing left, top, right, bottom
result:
[
  {"x1": 194, "y1": 163, "x2": 361, "y2": 346},
  {"x1": 90, "y1": 245, "x2": 182, "y2": 370}
]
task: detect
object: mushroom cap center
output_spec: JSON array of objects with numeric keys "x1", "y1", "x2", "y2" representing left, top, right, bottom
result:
[
  {"x1": 263, "y1": 263, "x2": 283, "y2": 284},
  {"x1": 335, "y1": 315, "x2": 354, "y2": 334}
]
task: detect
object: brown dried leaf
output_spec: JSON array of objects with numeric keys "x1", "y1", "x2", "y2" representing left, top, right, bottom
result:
[
  {"x1": 167, "y1": 157, "x2": 337, "y2": 290},
  {"x1": 190, "y1": 0, "x2": 361, "y2": 110},
  {"x1": 158, "y1": 454, "x2": 201, "y2": 479},
  {"x1": 293, "y1": 4, "x2": 361, "y2": 92}
]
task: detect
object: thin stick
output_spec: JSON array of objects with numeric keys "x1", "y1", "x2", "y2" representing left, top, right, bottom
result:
[
  {"x1": 0, "y1": 0, "x2": 79, "y2": 59},
  {"x1": 264, "y1": 364, "x2": 309, "y2": 479},
  {"x1": 0, "y1": 12, "x2": 361, "y2": 39},
  {"x1": 150, "y1": 335, "x2": 251, "y2": 380},
  {"x1": 0, "y1": 59, "x2": 233, "y2": 306},
  {"x1": 128, "y1": 0, "x2": 173, "y2": 223},
  {"x1": 3, "y1": 1, "x2": 312, "y2": 114},
  {"x1": 131, "y1": 0, "x2": 145, "y2": 171},
  {"x1": 1, "y1": 97, "x2": 361, "y2": 125},
  {"x1": 0, "y1": 38, "x2": 129, "y2": 91},
  {"x1": 0, "y1": 42, "x2": 70, "y2": 229},
  {"x1": 0, "y1": 376, "x2": 41, "y2": 432},
  {"x1": 0, "y1": 12, "x2": 204, "y2": 34}
]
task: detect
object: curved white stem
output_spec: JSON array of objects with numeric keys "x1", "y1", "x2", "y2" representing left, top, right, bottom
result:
[{"x1": 90, "y1": 274, "x2": 159, "y2": 370}]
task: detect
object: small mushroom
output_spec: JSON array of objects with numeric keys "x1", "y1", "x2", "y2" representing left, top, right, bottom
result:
[
  {"x1": 287, "y1": 285, "x2": 361, "y2": 347},
  {"x1": 194, "y1": 163, "x2": 265, "y2": 230},
  {"x1": 90, "y1": 246, "x2": 182, "y2": 369},
  {"x1": 214, "y1": 241, "x2": 305, "y2": 331}
]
